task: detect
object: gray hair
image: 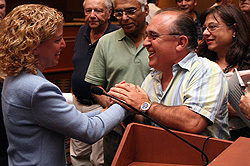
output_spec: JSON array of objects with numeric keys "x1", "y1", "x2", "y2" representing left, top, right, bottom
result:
[
  {"x1": 83, "y1": 0, "x2": 113, "y2": 13},
  {"x1": 111, "y1": 0, "x2": 147, "y2": 12}
]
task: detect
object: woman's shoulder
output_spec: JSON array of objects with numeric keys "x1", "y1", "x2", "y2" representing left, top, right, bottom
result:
[
  {"x1": 3, "y1": 72, "x2": 58, "y2": 108},
  {"x1": 5, "y1": 72, "x2": 54, "y2": 95},
  {"x1": 20, "y1": 72, "x2": 50, "y2": 85}
]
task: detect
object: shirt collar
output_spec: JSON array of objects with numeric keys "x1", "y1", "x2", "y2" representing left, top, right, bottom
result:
[
  {"x1": 117, "y1": 28, "x2": 128, "y2": 41},
  {"x1": 37, "y1": 69, "x2": 46, "y2": 79},
  {"x1": 194, "y1": 11, "x2": 200, "y2": 23},
  {"x1": 150, "y1": 70, "x2": 162, "y2": 81},
  {"x1": 150, "y1": 51, "x2": 197, "y2": 78},
  {"x1": 175, "y1": 51, "x2": 196, "y2": 71}
]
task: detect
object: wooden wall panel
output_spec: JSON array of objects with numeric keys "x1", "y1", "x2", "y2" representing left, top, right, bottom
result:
[{"x1": 6, "y1": 0, "x2": 82, "y2": 22}]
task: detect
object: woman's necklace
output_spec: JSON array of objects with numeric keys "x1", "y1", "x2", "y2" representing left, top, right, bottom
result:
[{"x1": 223, "y1": 64, "x2": 234, "y2": 73}]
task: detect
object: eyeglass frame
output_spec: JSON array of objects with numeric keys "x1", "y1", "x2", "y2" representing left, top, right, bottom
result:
[
  {"x1": 202, "y1": 23, "x2": 223, "y2": 33},
  {"x1": 145, "y1": 31, "x2": 182, "y2": 40},
  {"x1": 114, "y1": 7, "x2": 140, "y2": 19}
]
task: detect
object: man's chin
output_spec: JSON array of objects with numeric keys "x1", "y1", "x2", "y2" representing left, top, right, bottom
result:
[
  {"x1": 241, "y1": 6, "x2": 250, "y2": 9},
  {"x1": 123, "y1": 26, "x2": 137, "y2": 35},
  {"x1": 89, "y1": 23, "x2": 100, "y2": 29}
]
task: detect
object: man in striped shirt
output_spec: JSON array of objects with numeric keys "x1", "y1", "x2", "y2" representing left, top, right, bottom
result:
[{"x1": 109, "y1": 9, "x2": 230, "y2": 140}]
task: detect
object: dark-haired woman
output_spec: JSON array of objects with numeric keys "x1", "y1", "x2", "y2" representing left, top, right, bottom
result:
[{"x1": 197, "y1": 4, "x2": 250, "y2": 141}]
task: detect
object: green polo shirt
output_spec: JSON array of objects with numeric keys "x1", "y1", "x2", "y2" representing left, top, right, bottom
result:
[{"x1": 85, "y1": 28, "x2": 150, "y2": 91}]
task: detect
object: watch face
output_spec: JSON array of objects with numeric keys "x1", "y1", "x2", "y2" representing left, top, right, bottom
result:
[
  {"x1": 142, "y1": 103, "x2": 149, "y2": 110},
  {"x1": 141, "y1": 102, "x2": 151, "y2": 113}
]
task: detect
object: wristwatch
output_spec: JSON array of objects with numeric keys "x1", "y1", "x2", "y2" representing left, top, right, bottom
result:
[{"x1": 140, "y1": 101, "x2": 152, "y2": 113}]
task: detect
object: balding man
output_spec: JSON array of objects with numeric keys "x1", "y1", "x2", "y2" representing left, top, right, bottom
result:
[{"x1": 110, "y1": 9, "x2": 230, "y2": 140}]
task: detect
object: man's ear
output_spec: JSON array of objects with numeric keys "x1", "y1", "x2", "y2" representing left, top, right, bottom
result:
[
  {"x1": 176, "y1": 35, "x2": 189, "y2": 52},
  {"x1": 144, "y1": 4, "x2": 149, "y2": 16},
  {"x1": 194, "y1": 0, "x2": 198, "y2": 6},
  {"x1": 108, "y1": 8, "x2": 113, "y2": 20}
]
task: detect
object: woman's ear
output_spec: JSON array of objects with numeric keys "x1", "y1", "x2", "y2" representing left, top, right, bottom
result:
[
  {"x1": 232, "y1": 31, "x2": 236, "y2": 38},
  {"x1": 232, "y1": 23, "x2": 237, "y2": 38}
]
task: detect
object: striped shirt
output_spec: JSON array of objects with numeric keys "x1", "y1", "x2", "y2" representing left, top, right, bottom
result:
[{"x1": 141, "y1": 51, "x2": 230, "y2": 140}]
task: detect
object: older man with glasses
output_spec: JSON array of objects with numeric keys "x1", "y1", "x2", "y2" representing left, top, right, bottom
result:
[
  {"x1": 85, "y1": 0, "x2": 150, "y2": 165},
  {"x1": 110, "y1": 9, "x2": 230, "y2": 142}
]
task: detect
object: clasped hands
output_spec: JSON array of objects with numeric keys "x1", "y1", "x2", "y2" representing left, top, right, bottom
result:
[{"x1": 108, "y1": 81, "x2": 150, "y2": 113}]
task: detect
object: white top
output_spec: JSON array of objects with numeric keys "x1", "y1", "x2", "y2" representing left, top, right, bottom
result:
[{"x1": 146, "y1": 3, "x2": 161, "y2": 23}]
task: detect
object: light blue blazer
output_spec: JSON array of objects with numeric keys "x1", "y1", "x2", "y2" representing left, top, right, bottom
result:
[{"x1": 1, "y1": 70, "x2": 128, "y2": 166}]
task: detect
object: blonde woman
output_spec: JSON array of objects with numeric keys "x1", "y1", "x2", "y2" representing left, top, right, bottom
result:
[{"x1": 0, "y1": 4, "x2": 129, "y2": 165}]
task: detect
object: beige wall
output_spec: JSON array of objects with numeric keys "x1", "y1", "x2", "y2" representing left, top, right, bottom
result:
[{"x1": 158, "y1": 0, "x2": 240, "y2": 13}]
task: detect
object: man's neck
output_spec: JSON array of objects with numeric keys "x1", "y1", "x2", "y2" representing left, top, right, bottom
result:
[
  {"x1": 190, "y1": 11, "x2": 197, "y2": 21},
  {"x1": 90, "y1": 22, "x2": 109, "y2": 44},
  {"x1": 92, "y1": 22, "x2": 109, "y2": 34},
  {"x1": 160, "y1": 67, "x2": 174, "y2": 91},
  {"x1": 245, "y1": 11, "x2": 250, "y2": 21},
  {"x1": 125, "y1": 23, "x2": 147, "y2": 49},
  {"x1": 160, "y1": 51, "x2": 190, "y2": 91},
  {"x1": 187, "y1": 11, "x2": 197, "y2": 21}
]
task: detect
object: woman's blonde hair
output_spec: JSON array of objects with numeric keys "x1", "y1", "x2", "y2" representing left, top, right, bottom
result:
[{"x1": 0, "y1": 4, "x2": 64, "y2": 77}]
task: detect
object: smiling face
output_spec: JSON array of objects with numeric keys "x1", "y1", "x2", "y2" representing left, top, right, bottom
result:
[
  {"x1": 176, "y1": 0, "x2": 197, "y2": 13},
  {"x1": 84, "y1": 0, "x2": 111, "y2": 30},
  {"x1": 114, "y1": 0, "x2": 148, "y2": 36},
  {"x1": 239, "y1": 0, "x2": 250, "y2": 14},
  {"x1": 35, "y1": 26, "x2": 66, "y2": 71},
  {"x1": 202, "y1": 13, "x2": 234, "y2": 56},
  {"x1": 143, "y1": 12, "x2": 181, "y2": 71},
  {"x1": 0, "y1": 0, "x2": 6, "y2": 19}
]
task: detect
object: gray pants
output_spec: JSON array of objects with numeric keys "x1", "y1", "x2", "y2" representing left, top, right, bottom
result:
[{"x1": 70, "y1": 95, "x2": 104, "y2": 166}]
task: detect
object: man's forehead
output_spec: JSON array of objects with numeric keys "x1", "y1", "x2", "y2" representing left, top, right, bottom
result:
[
  {"x1": 149, "y1": 12, "x2": 177, "y2": 29},
  {"x1": 86, "y1": 0, "x2": 104, "y2": 4},
  {"x1": 115, "y1": 0, "x2": 141, "y2": 8},
  {"x1": 176, "y1": 0, "x2": 196, "y2": 3},
  {"x1": 157, "y1": 11, "x2": 180, "y2": 20}
]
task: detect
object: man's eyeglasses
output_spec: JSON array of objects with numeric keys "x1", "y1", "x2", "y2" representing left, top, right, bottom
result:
[
  {"x1": 145, "y1": 32, "x2": 182, "y2": 40},
  {"x1": 202, "y1": 23, "x2": 223, "y2": 33},
  {"x1": 114, "y1": 7, "x2": 138, "y2": 19}
]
